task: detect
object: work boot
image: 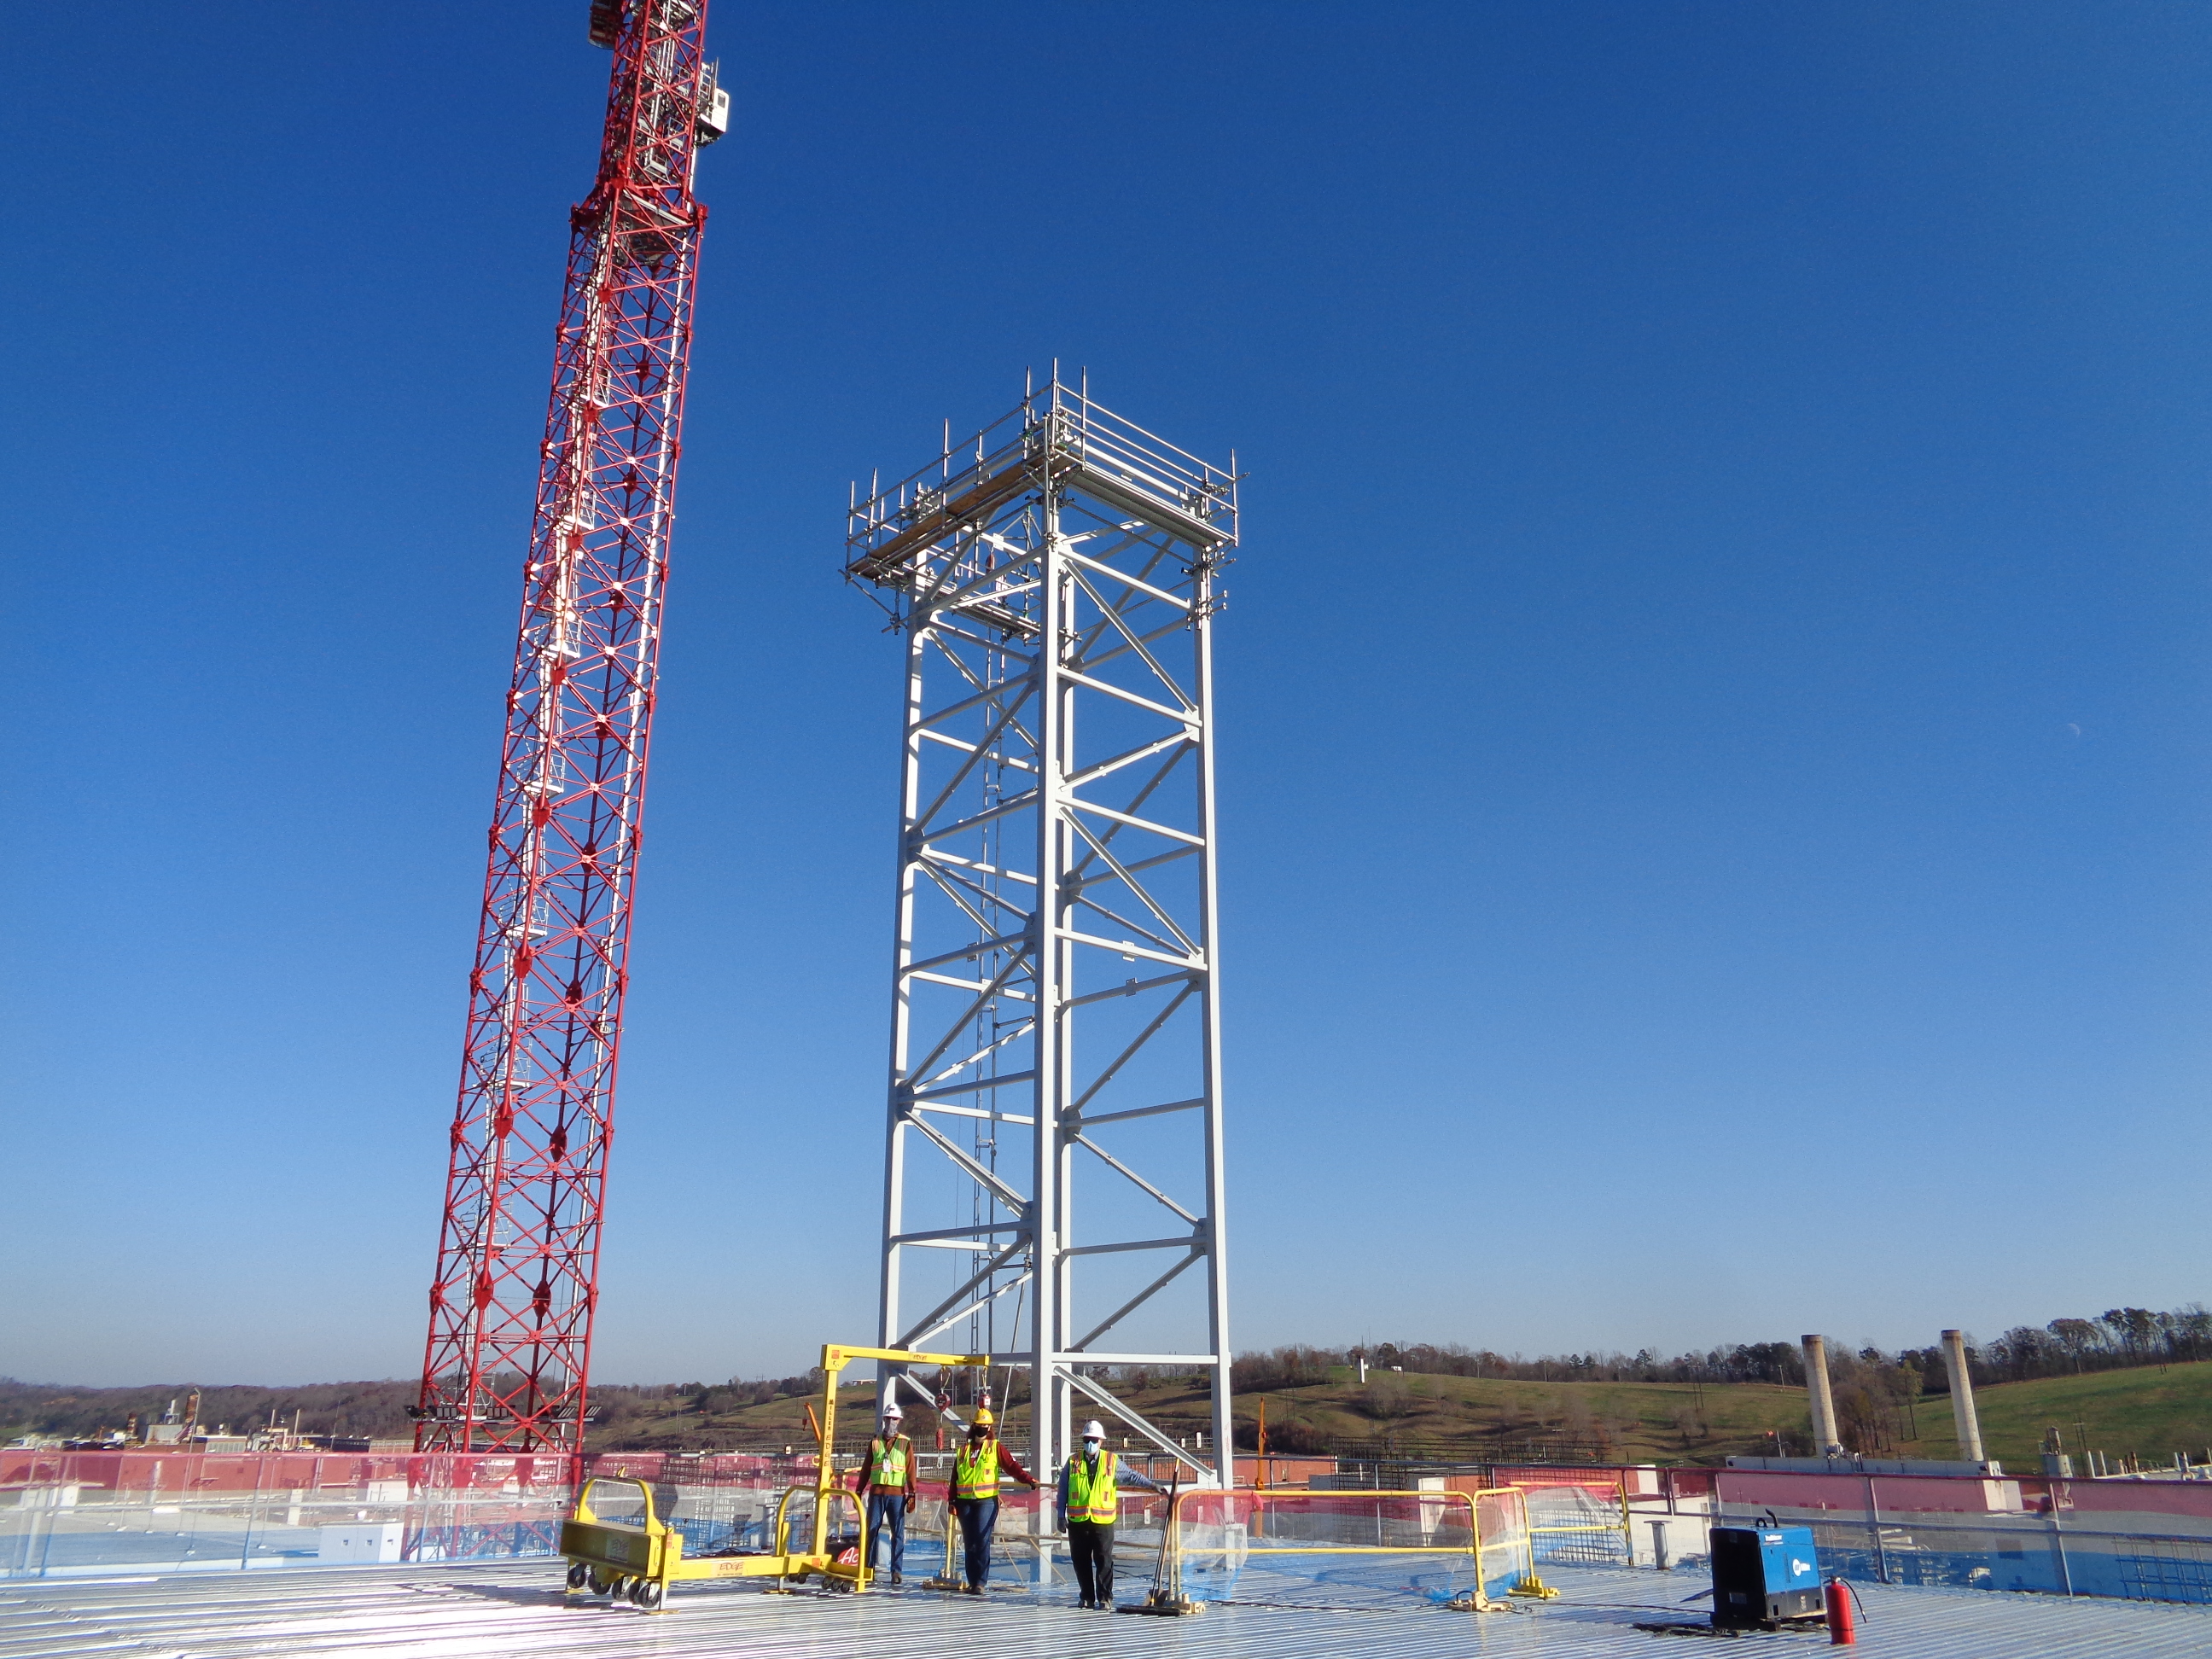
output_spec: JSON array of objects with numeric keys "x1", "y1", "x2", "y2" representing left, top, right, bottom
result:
[{"x1": 1080, "y1": 1598, "x2": 1095, "y2": 1610}]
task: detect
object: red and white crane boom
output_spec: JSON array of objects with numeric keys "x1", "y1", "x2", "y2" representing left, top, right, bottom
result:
[{"x1": 415, "y1": 0, "x2": 724, "y2": 1455}]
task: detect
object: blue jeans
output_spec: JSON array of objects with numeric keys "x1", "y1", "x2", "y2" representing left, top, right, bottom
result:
[
  {"x1": 955, "y1": 1496, "x2": 998, "y2": 1588},
  {"x1": 864, "y1": 1492, "x2": 906, "y2": 1575}
]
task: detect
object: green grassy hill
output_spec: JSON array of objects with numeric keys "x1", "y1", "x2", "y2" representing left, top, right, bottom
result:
[
  {"x1": 1211, "y1": 1369, "x2": 1804, "y2": 1464},
  {"x1": 1887, "y1": 1361, "x2": 2212, "y2": 1470},
  {"x1": 586, "y1": 1360, "x2": 2212, "y2": 1471},
  {"x1": 592, "y1": 1368, "x2": 1809, "y2": 1463},
  {"x1": 12, "y1": 1361, "x2": 2206, "y2": 1471}
]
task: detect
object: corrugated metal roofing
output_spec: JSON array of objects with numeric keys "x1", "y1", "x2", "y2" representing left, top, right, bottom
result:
[{"x1": 3, "y1": 1561, "x2": 2209, "y2": 1659}]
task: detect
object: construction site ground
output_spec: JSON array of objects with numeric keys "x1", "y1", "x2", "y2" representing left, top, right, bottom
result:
[{"x1": 6, "y1": 1559, "x2": 2209, "y2": 1659}]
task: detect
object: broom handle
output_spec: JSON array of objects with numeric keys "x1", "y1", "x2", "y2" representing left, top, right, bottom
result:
[{"x1": 1152, "y1": 1467, "x2": 1181, "y2": 1600}]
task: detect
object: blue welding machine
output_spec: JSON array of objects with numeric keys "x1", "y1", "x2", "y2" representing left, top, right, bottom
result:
[{"x1": 1709, "y1": 1525, "x2": 1824, "y2": 1628}]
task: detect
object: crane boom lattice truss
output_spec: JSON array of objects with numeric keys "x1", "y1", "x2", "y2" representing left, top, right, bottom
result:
[
  {"x1": 416, "y1": 0, "x2": 721, "y2": 1455},
  {"x1": 847, "y1": 379, "x2": 1239, "y2": 1487}
]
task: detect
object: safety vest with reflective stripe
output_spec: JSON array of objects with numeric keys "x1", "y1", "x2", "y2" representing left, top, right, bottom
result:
[
  {"x1": 954, "y1": 1441, "x2": 1002, "y2": 1499},
  {"x1": 866, "y1": 1435, "x2": 910, "y2": 1488},
  {"x1": 1065, "y1": 1450, "x2": 1119, "y2": 1524}
]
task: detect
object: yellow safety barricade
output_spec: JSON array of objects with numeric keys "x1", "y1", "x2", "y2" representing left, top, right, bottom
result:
[
  {"x1": 1151, "y1": 1485, "x2": 1534, "y2": 1613},
  {"x1": 560, "y1": 1342, "x2": 992, "y2": 1612}
]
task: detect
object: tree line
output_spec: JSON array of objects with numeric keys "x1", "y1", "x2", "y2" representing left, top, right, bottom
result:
[
  {"x1": 3, "y1": 1377, "x2": 711, "y2": 1448},
  {"x1": 1230, "y1": 1302, "x2": 2210, "y2": 1396},
  {"x1": 1972, "y1": 1307, "x2": 2212, "y2": 1382},
  {"x1": 1223, "y1": 1304, "x2": 2210, "y2": 1458},
  {"x1": 12, "y1": 1301, "x2": 2203, "y2": 1452}
]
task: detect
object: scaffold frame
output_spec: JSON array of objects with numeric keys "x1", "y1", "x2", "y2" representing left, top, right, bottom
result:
[{"x1": 847, "y1": 375, "x2": 1238, "y2": 1487}]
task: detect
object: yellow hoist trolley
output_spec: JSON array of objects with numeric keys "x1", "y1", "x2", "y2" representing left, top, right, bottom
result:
[{"x1": 560, "y1": 1343, "x2": 979, "y2": 1612}]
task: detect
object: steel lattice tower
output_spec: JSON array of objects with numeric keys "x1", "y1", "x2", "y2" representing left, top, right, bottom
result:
[
  {"x1": 847, "y1": 378, "x2": 1239, "y2": 1486},
  {"x1": 415, "y1": 0, "x2": 726, "y2": 1455}
]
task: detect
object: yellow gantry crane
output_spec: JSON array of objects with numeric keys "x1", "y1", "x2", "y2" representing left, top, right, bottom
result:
[{"x1": 558, "y1": 1344, "x2": 978, "y2": 1611}]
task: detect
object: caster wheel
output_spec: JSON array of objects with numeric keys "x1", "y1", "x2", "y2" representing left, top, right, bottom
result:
[
  {"x1": 586, "y1": 1569, "x2": 610, "y2": 1595},
  {"x1": 567, "y1": 1563, "x2": 590, "y2": 1592},
  {"x1": 630, "y1": 1579, "x2": 666, "y2": 1610}
]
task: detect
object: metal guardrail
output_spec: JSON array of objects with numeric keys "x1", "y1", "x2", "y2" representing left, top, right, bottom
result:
[{"x1": 1781, "y1": 1512, "x2": 2212, "y2": 1604}]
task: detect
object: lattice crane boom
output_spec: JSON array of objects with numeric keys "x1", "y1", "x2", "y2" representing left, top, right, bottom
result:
[{"x1": 415, "y1": 0, "x2": 724, "y2": 1455}]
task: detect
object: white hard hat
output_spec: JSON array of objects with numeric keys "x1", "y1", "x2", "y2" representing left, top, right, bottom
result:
[
  {"x1": 1081, "y1": 1420, "x2": 1106, "y2": 1441},
  {"x1": 882, "y1": 1400, "x2": 904, "y2": 1419}
]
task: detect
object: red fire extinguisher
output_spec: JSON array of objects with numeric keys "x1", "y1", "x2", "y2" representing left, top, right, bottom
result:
[{"x1": 1825, "y1": 1577, "x2": 1856, "y2": 1645}]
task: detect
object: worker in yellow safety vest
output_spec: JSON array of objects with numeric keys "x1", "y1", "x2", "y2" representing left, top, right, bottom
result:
[
  {"x1": 951, "y1": 1409, "x2": 1038, "y2": 1593},
  {"x1": 854, "y1": 1400, "x2": 916, "y2": 1584},
  {"x1": 1056, "y1": 1418, "x2": 1160, "y2": 1609}
]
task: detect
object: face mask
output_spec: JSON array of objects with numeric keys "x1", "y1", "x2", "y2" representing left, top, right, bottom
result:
[{"x1": 1083, "y1": 1441, "x2": 1101, "y2": 1451}]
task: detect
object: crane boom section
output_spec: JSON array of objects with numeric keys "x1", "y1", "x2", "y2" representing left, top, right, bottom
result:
[{"x1": 416, "y1": 0, "x2": 718, "y2": 1456}]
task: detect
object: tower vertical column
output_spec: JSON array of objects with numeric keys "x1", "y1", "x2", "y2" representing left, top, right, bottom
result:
[
  {"x1": 876, "y1": 623, "x2": 930, "y2": 1354},
  {"x1": 1192, "y1": 541, "x2": 1235, "y2": 1472},
  {"x1": 1031, "y1": 448, "x2": 1069, "y2": 1483}
]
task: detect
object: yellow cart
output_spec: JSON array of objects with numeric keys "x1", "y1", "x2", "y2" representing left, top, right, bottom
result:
[
  {"x1": 557, "y1": 1475, "x2": 868, "y2": 1610},
  {"x1": 560, "y1": 1342, "x2": 987, "y2": 1611}
]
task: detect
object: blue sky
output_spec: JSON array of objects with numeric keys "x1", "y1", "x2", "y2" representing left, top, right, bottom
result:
[{"x1": 4, "y1": 2, "x2": 2209, "y2": 1387}]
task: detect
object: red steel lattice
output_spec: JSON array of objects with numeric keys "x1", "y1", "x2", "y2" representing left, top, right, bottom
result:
[{"x1": 416, "y1": 0, "x2": 720, "y2": 1454}]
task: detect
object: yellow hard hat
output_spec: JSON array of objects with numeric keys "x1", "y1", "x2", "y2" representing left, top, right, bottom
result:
[{"x1": 973, "y1": 1407, "x2": 996, "y2": 1427}]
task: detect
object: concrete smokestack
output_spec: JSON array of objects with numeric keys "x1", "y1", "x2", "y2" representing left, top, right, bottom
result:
[
  {"x1": 1940, "y1": 1330, "x2": 1985, "y2": 1464},
  {"x1": 1801, "y1": 1335, "x2": 1843, "y2": 1457}
]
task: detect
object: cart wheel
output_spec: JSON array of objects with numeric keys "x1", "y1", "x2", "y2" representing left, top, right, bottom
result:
[
  {"x1": 567, "y1": 1563, "x2": 590, "y2": 1591},
  {"x1": 607, "y1": 1575, "x2": 629, "y2": 1601},
  {"x1": 586, "y1": 1568, "x2": 610, "y2": 1595},
  {"x1": 631, "y1": 1579, "x2": 666, "y2": 1611}
]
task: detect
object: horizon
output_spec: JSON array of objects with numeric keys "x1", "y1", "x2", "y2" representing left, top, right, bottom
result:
[{"x1": 15, "y1": 1303, "x2": 2204, "y2": 1393}]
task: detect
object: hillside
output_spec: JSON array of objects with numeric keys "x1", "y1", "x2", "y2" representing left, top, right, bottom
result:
[
  {"x1": 1885, "y1": 1360, "x2": 2212, "y2": 1470},
  {"x1": 0, "y1": 1378, "x2": 418, "y2": 1446},
  {"x1": 10, "y1": 1361, "x2": 2207, "y2": 1472},
  {"x1": 585, "y1": 1361, "x2": 2212, "y2": 1470},
  {"x1": 586, "y1": 1368, "x2": 1821, "y2": 1464}
]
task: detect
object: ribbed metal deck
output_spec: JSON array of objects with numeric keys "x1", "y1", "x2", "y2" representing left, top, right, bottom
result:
[{"x1": 4, "y1": 1562, "x2": 2209, "y2": 1658}]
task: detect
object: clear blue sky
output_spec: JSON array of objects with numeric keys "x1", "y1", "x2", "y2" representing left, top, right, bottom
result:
[{"x1": 4, "y1": 2, "x2": 2209, "y2": 1387}]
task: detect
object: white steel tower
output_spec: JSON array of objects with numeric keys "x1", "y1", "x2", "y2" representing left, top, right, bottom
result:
[{"x1": 847, "y1": 376, "x2": 1238, "y2": 1487}]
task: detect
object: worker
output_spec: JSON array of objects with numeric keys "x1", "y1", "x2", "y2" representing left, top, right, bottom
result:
[
  {"x1": 951, "y1": 1409, "x2": 1039, "y2": 1594},
  {"x1": 854, "y1": 1400, "x2": 916, "y2": 1585},
  {"x1": 1057, "y1": 1419, "x2": 1160, "y2": 1609}
]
